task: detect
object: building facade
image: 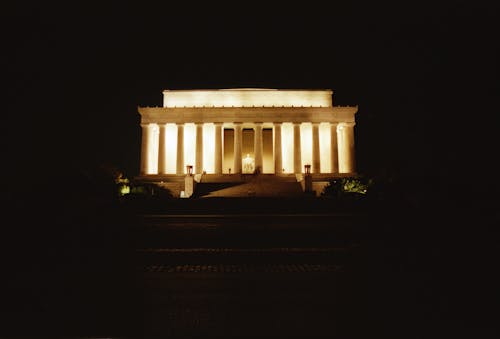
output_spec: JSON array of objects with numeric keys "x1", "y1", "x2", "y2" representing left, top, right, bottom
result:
[{"x1": 138, "y1": 89, "x2": 357, "y2": 176}]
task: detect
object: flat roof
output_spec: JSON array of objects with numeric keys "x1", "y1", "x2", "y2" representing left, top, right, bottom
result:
[
  {"x1": 163, "y1": 88, "x2": 333, "y2": 92},
  {"x1": 162, "y1": 89, "x2": 334, "y2": 108}
]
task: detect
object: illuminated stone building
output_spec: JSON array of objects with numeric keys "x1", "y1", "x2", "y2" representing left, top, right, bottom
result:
[{"x1": 137, "y1": 89, "x2": 358, "y2": 197}]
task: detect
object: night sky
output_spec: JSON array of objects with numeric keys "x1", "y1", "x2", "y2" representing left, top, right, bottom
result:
[{"x1": 4, "y1": 1, "x2": 498, "y2": 194}]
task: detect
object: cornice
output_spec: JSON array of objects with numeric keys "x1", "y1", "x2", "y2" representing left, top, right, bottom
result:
[{"x1": 138, "y1": 106, "x2": 357, "y2": 124}]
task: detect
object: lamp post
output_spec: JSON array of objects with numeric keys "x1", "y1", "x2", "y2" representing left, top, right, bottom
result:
[
  {"x1": 186, "y1": 165, "x2": 193, "y2": 176},
  {"x1": 304, "y1": 164, "x2": 312, "y2": 193}
]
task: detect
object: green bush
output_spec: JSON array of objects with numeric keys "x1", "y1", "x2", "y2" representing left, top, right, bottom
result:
[{"x1": 321, "y1": 177, "x2": 372, "y2": 198}]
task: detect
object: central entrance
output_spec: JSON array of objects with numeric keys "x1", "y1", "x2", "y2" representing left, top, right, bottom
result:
[
  {"x1": 242, "y1": 154, "x2": 255, "y2": 173},
  {"x1": 223, "y1": 127, "x2": 274, "y2": 174}
]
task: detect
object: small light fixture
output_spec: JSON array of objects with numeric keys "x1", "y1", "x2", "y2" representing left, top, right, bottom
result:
[
  {"x1": 304, "y1": 164, "x2": 311, "y2": 175},
  {"x1": 186, "y1": 165, "x2": 193, "y2": 175}
]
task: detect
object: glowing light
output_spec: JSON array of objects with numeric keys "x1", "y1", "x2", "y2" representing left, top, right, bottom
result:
[
  {"x1": 119, "y1": 185, "x2": 130, "y2": 195},
  {"x1": 242, "y1": 153, "x2": 255, "y2": 173},
  {"x1": 281, "y1": 123, "x2": 294, "y2": 173},
  {"x1": 163, "y1": 89, "x2": 333, "y2": 108}
]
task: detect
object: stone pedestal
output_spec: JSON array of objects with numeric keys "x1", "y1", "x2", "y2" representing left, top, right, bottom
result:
[
  {"x1": 304, "y1": 174, "x2": 313, "y2": 193},
  {"x1": 184, "y1": 175, "x2": 196, "y2": 198}
]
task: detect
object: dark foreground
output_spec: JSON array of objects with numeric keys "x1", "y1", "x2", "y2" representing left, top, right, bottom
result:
[{"x1": 1, "y1": 196, "x2": 498, "y2": 338}]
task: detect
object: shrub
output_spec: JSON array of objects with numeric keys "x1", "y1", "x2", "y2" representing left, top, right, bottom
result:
[{"x1": 321, "y1": 177, "x2": 372, "y2": 198}]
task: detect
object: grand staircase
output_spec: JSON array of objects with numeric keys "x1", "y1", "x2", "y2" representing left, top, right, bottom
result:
[
  {"x1": 136, "y1": 173, "x2": 334, "y2": 198},
  {"x1": 195, "y1": 174, "x2": 304, "y2": 198},
  {"x1": 156, "y1": 176, "x2": 185, "y2": 198}
]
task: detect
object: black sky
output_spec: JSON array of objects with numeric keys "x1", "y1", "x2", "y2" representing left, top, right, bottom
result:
[{"x1": 3, "y1": 1, "x2": 498, "y2": 192}]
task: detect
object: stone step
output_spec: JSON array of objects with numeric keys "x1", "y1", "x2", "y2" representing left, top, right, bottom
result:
[
  {"x1": 199, "y1": 174, "x2": 300, "y2": 183},
  {"x1": 197, "y1": 181, "x2": 304, "y2": 198},
  {"x1": 143, "y1": 263, "x2": 345, "y2": 274},
  {"x1": 158, "y1": 182, "x2": 185, "y2": 197}
]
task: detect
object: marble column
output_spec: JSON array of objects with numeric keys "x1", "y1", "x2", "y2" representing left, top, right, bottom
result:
[
  {"x1": 195, "y1": 123, "x2": 203, "y2": 174},
  {"x1": 214, "y1": 122, "x2": 223, "y2": 174},
  {"x1": 312, "y1": 122, "x2": 320, "y2": 173},
  {"x1": 293, "y1": 122, "x2": 302, "y2": 173},
  {"x1": 140, "y1": 123, "x2": 150, "y2": 175},
  {"x1": 342, "y1": 122, "x2": 356, "y2": 173},
  {"x1": 233, "y1": 123, "x2": 242, "y2": 173},
  {"x1": 176, "y1": 123, "x2": 184, "y2": 175},
  {"x1": 157, "y1": 124, "x2": 167, "y2": 174},
  {"x1": 330, "y1": 123, "x2": 339, "y2": 174},
  {"x1": 254, "y1": 122, "x2": 263, "y2": 173},
  {"x1": 273, "y1": 122, "x2": 282, "y2": 174}
]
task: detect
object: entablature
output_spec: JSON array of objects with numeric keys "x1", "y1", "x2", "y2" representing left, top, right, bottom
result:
[{"x1": 138, "y1": 106, "x2": 358, "y2": 124}]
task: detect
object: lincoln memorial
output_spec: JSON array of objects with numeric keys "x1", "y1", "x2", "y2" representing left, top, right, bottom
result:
[{"x1": 137, "y1": 88, "x2": 358, "y2": 197}]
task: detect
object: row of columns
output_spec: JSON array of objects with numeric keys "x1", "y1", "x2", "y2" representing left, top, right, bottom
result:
[{"x1": 141, "y1": 122, "x2": 355, "y2": 175}]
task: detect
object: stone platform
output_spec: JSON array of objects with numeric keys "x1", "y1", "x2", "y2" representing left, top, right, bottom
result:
[{"x1": 134, "y1": 173, "x2": 355, "y2": 198}]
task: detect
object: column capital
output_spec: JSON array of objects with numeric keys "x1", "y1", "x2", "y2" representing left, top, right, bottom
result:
[
  {"x1": 213, "y1": 122, "x2": 223, "y2": 126},
  {"x1": 272, "y1": 122, "x2": 282, "y2": 126},
  {"x1": 339, "y1": 121, "x2": 356, "y2": 128},
  {"x1": 254, "y1": 122, "x2": 263, "y2": 126},
  {"x1": 312, "y1": 122, "x2": 321, "y2": 126}
]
